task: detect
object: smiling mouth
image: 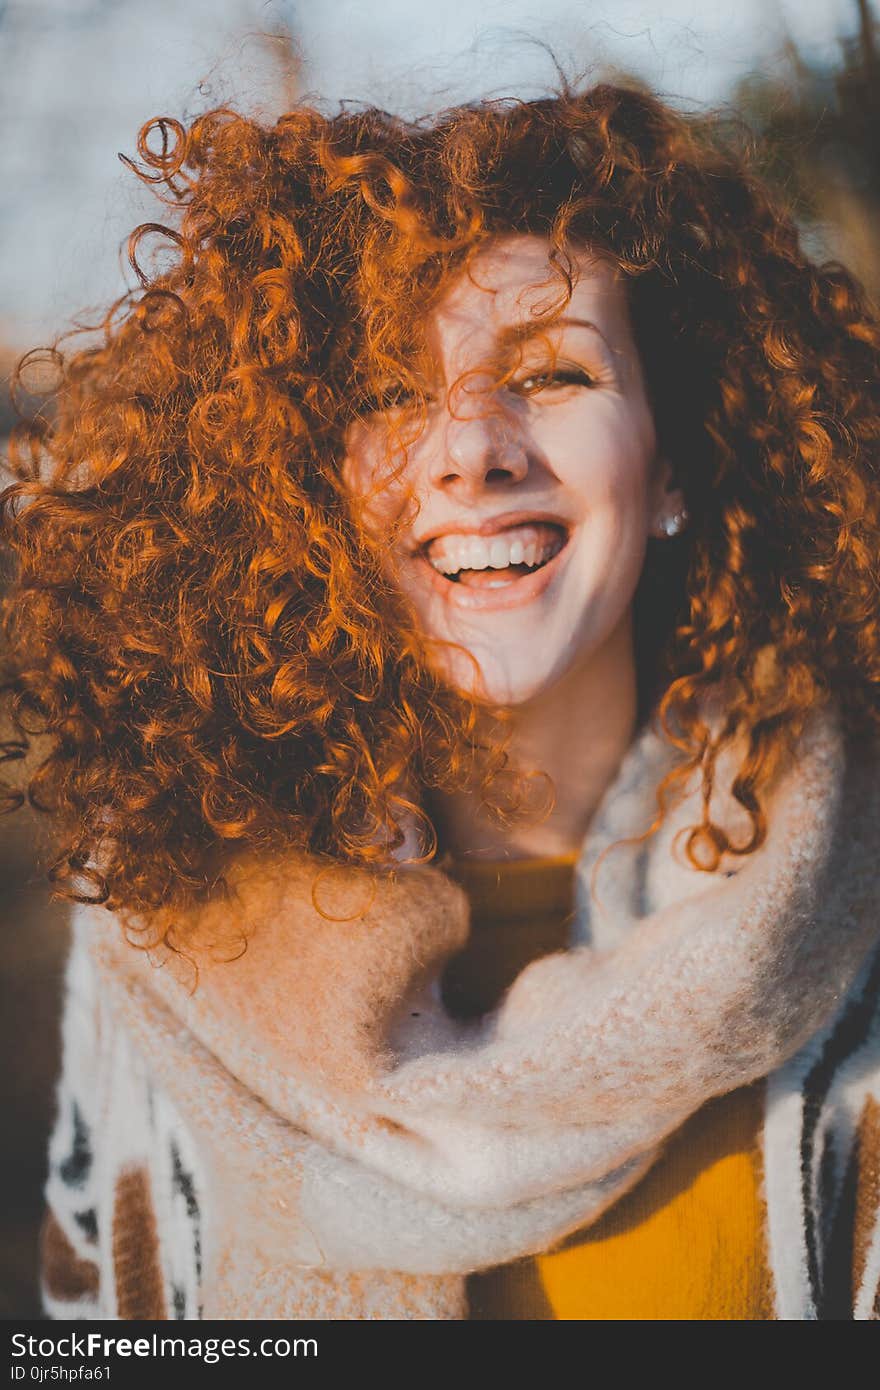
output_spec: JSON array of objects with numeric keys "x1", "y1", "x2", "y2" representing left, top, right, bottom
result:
[{"x1": 420, "y1": 521, "x2": 569, "y2": 589}]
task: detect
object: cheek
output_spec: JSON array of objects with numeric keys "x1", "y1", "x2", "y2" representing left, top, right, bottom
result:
[
  {"x1": 342, "y1": 426, "x2": 411, "y2": 532},
  {"x1": 549, "y1": 403, "x2": 656, "y2": 522},
  {"x1": 341, "y1": 421, "x2": 382, "y2": 496}
]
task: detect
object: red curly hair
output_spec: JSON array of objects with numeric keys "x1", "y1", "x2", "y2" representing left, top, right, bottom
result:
[{"x1": 2, "y1": 80, "x2": 880, "y2": 929}]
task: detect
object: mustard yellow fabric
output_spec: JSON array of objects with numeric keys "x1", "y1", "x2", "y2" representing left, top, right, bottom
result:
[{"x1": 445, "y1": 853, "x2": 774, "y2": 1321}]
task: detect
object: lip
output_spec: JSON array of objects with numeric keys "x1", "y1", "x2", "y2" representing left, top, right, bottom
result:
[
  {"x1": 410, "y1": 509, "x2": 573, "y2": 552},
  {"x1": 409, "y1": 525, "x2": 574, "y2": 612}
]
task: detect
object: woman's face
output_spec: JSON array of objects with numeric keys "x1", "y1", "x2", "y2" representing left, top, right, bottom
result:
[{"x1": 343, "y1": 234, "x2": 681, "y2": 705}]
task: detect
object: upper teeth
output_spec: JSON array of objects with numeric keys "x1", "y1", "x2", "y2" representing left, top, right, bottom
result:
[{"x1": 426, "y1": 524, "x2": 566, "y2": 575}]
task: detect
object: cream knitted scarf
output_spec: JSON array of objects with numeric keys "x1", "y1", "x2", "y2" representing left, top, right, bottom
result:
[{"x1": 75, "y1": 696, "x2": 880, "y2": 1318}]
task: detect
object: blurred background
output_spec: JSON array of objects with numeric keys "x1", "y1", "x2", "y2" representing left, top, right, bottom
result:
[{"x1": 1, "y1": 0, "x2": 878, "y2": 1318}]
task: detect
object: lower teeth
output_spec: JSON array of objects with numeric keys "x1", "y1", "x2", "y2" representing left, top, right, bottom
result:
[{"x1": 449, "y1": 560, "x2": 544, "y2": 585}]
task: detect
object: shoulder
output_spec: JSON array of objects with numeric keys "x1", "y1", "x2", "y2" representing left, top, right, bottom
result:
[{"x1": 68, "y1": 847, "x2": 472, "y2": 1096}]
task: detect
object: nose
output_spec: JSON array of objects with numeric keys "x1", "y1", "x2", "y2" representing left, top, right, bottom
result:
[{"x1": 431, "y1": 408, "x2": 529, "y2": 494}]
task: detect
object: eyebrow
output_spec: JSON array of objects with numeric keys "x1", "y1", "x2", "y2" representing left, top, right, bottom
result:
[{"x1": 499, "y1": 316, "x2": 612, "y2": 353}]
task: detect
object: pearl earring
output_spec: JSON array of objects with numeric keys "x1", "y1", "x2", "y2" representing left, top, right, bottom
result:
[{"x1": 653, "y1": 505, "x2": 689, "y2": 539}]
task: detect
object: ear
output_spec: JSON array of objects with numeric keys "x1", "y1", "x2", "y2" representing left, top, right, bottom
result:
[
  {"x1": 648, "y1": 455, "x2": 685, "y2": 523},
  {"x1": 340, "y1": 447, "x2": 357, "y2": 496}
]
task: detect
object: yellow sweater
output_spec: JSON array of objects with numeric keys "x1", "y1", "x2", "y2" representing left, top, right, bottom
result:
[{"x1": 444, "y1": 854, "x2": 774, "y2": 1320}]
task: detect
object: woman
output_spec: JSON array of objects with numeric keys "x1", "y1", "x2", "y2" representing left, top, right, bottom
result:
[{"x1": 3, "y1": 81, "x2": 880, "y2": 1320}]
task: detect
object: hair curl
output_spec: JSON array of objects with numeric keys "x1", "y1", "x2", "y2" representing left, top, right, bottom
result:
[{"x1": 2, "y1": 79, "x2": 880, "y2": 932}]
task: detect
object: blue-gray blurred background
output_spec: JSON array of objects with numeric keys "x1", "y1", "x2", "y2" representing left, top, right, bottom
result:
[{"x1": 1, "y1": 0, "x2": 878, "y2": 1318}]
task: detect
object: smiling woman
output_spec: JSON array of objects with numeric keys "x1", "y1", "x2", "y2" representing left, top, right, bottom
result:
[
  {"x1": 341, "y1": 235, "x2": 680, "y2": 857},
  {"x1": 2, "y1": 82, "x2": 880, "y2": 1321}
]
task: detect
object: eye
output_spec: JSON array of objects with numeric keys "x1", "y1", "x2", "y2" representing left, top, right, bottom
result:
[
  {"x1": 510, "y1": 366, "x2": 597, "y2": 397},
  {"x1": 360, "y1": 381, "x2": 422, "y2": 416}
]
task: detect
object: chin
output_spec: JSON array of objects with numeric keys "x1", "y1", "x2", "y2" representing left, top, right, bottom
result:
[{"x1": 433, "y1": 648, "x2": 568, "y2": 707}]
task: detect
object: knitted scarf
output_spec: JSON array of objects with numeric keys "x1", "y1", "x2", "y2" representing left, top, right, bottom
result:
[{"x1": 63, "y1": 696, "x2": 880, "y2": 1318}]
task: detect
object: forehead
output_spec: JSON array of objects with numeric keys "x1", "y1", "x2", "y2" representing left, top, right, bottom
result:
[{"x1": 428, "y1": 234, "x2": 629, "y2": 351}]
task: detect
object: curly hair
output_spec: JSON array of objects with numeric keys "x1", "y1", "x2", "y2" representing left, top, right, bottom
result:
[{"x1": 2, "y1": 78, "x2": 880, "y2": 931}]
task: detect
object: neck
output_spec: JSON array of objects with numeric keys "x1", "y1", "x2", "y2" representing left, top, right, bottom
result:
[{"x1": 427, "y1": 612, "x2": 639, "y2": 862}]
